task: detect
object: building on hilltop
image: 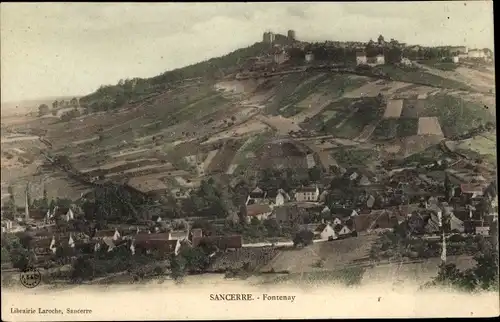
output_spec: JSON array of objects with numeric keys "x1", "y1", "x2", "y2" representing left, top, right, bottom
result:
[
  {"x1": 468, "y1": 49, "x2": 487, "y2": 59},
  {"x1": 273, "y1": 49, "x2": 290, "y2": 65},
  {"x1": 287, "y1": 30, "x2": 296, "y2": 42},
  {"x1": 449, "y1": 46, "x2": 468, "y2": 54},
  {"x1": 305, "y1": 51, "x2": 314, "y2": 63},
  {"x1": 294, "y1": 186, "x2": 320, "y2": 202},
  {"x1": 366, "y1": 54, "x2": 385, "y2": 66},
  {"x1": 356, "y1": 51, "x2": 367, "y2": 65}
]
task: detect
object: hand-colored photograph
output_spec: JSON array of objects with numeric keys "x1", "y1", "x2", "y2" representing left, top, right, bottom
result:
[{"x1": 1, "y1": 2, "x2": 498, "y2": 320}]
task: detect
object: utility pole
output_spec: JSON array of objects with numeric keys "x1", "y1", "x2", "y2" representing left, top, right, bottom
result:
[{"x1": 438, "y1": 210, "x2": 446, "y2": 265}]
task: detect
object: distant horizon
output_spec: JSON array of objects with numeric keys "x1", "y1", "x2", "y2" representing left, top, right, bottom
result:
[{"x1": 1, "y1": 2, "x2": 494, "y2": 103}]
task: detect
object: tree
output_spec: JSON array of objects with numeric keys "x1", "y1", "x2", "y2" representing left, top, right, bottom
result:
[
  {"x1": 263, "y1": 218, "x2": 281, "y2": 237},
  {"x1": 377, "y1": 35, "x2": 385, "y2": 45},
  {"x1": 3, "y1": 235, "x2": 33, "y2": 271},
  {"x1": 70, "y1": 97, "x2": 79, "y2": 107},
  {"x1": 237, "y1": 204, "x2": 248, "y2": 225},
  {"x1": 444, "y1": 173, "x2": 454, "y2": 201},
  {"x1": 38, "y1": 104, "x2": 50, "y2": 116},
  {"x1": 179, "y1": 247, "x2": 211, "y2": 273},
  {"x1": 71, "y1": 256, "x2": 95, "y2": 282},
  {"x1": 6, "y1": 185, "x2": 17, "y2": 218},
  {"x1": 293, "y1": 229, "x2": 314, "y2": 247},
  {"x1": 308, "y1": 166, "x2": 322, "y2": 182},
  {"x1": 52, "y1": 100, "x2": 58, "y2": 109},
  {"x1": 191, "y1": 219, "x2": 215, "y2": 235}
]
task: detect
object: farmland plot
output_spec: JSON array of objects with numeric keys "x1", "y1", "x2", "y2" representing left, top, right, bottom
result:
[
  {"x1": 417, "y1": 117, "x2": 444, "y2": 136},
  {"x1": 206, "y1": 141, "x2": 243, "y2": 174},
  {"x1": 400, "y1": 99, "x2": 426, "y2": 118},
  {"x1": 383, "y1": 100, "x2": 404, "y2": 118}
]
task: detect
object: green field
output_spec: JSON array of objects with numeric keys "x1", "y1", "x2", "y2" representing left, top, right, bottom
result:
[
  {"x1": 300, "y1": 97, "x2": 384, "y2": 139},
  {"x1": 328, "y1": 97, "x2": 384, "y2": 139},
  {"x1": 402, "y1": 145, "x2": 447, "y2": 165},
  {"x1": 375, "y1": 65, "x2": 473, "y2": 91},
  {"x1": 419, "y1": 59, "x2": 458, "y2": 71},
  {"x1": 300, "y1": 98, "x2": 355, "y2": 132},
  {"x1": 278, "y1": 73, "x2": 369, "y2": 119},
  {"x1": 173, "y1": 94, "x2": 229, "y2": 121},
  {"x1": 279, "y1": 73, "x2": 332, "y2": 117},
  {"x1": 330, "y1": 147, "x2": 380, "y2": 167},
  {"x1": 455, "y1": 132, "x2": 497, "y2": 164},
  {"x1": 422, "y1": 95, "x2": 492, "y2": 138},
  {"x1": 372, "y1": 94, "x2": 493, "y2": 140},
  {"x1": 372, "y1": 118, "x2": 419, "y2": 140}
]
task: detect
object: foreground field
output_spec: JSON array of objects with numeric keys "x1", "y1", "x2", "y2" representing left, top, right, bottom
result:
[{"x1": 260, "y1": 235, "x2": 378, "y2": 274}]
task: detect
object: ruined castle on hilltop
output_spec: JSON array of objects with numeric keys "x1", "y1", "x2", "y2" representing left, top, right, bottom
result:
[{"x1": 263, "y1": 30, "x2": 297, "y2": 44}]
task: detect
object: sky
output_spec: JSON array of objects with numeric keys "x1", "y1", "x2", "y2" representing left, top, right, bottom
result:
[{"x1": 0, "y1": 2, "x2": 494, "y2": 103}]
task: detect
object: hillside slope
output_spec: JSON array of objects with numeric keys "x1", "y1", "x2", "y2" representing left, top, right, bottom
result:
[{"x1": 3, "y1": 41, "x2": 495, "y2": 202}]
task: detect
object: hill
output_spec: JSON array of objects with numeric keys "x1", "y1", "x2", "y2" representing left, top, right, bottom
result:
[{"x1": 2, "y1": 37, "x2": 496, "y2": 202}]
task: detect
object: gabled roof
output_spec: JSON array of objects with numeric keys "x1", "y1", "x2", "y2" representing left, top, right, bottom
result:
[
  {"x1": 251, "y1": 187, "x2": 264, "y2": 194},
  {"x1": 315, "y1": 223, "x2": 328, "y2": 232},
  {"x1": 134, "y1": 239, "x2": 178, "y2": 253},
  {"x1": 330, "y1": 207, "x2": 357, "y2": 217},
  {"x1": 461, "y1": 184, "x2": 485, "y2": 194},
  {"x1": 170, "y1": 230, "x2": 189, "y2": 240},
  {"x1": 191, "y1": 228, "x2": 203, "y2": 238},
  {"x1": 295, "y1": 186, "x2": 318, "y2": 193},
  {"x1": 246, "y1": 204, "x2": 272, "y2": 217},
  {"x1": 192, "y1": 235, "x2": 242, "y2": 249}
]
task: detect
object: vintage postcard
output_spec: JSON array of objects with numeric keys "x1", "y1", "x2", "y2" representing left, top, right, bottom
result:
[{"x1": 1, "y1": 1, "x2": 498, "y2": 320}]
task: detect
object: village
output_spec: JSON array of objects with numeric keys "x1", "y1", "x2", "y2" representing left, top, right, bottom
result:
[
  {"x1": 1, "y1": 29, "x2": 497, "y2": 284},
  {"x1": 1, "y1": 141, "x2": 497, "y2": 282}
]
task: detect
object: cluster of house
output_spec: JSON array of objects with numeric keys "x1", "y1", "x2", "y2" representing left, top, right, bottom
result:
[
  {"x1": 236, "y1": 185, "x2": 323, "y2": 224},
  {"x1": 237, "y1": 160, "x2": 498, "y2": 240},
  {"x1": 1, "y1": 191, "x2": 77, "y2": 233},
  {"x1": 435, "y1": 46, "x2": 494, "y2": 63},
  {"x1": 26, "y1": 223, "x2": 243, "y2": 263}
]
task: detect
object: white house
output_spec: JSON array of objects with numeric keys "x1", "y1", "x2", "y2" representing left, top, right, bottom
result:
[
  {"x1": 375, "y1": 54, "x2": 385, "y2": 65},
  {"x1": 452, "y1": 56, "x2": 459, "y2": 63},
  {"x1": 305, "y1": 52, "x2": 314, "y2": 63},
  {"x1": 275, "y1": 192, "x2": 285, "y2": 206},
  {"x1": 476, "y1": 226, "x2": 490, "y2": 236},
  {"x1": 246, "y1": 187, "x2": 267, "y2": 205},
  {"x1": 400, "y1": 57, "x2": 412, "y2": 66},
  {"x1": 356, "y1": 52, "x2": 367, "y2": 65},
  {"x1": 294, "y1": 186, "x2": 320, "y2": 202},
  {"x1": 468, "y1": 49, "x2": 486, "y2": 59},
  {"x1": 274, "y1": 50, "x2": 289, "y2": 65},
  {"x1": 246, "y1": 204, "x2": 273, "y2": 223},
  {"x1": 315, "y1": 223, "x2": 338, "y2": 240}
]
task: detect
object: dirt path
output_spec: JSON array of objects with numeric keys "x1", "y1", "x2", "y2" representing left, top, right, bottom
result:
[
  {"x1": 335, "y1": 107, "x2": 360, "y2": 129},
  {"x1": 355, "y1": 121, "x2": 380, "y2": 142}
]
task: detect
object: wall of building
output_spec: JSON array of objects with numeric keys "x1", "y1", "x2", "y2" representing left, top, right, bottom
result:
[{"x1": 356, "y1": 56, "x2": 367, "y2": 65}]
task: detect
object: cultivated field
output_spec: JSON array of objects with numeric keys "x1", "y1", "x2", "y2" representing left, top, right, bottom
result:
[
  {"x1": 383, "y1": 99, "x2": 404, "y2": 119},
  {"x1": 261, "y1": 235, "x2": 378, "y2": 273},
  {"x1": 453, "y1": 131, "x2": 497, "y2": 159},
  {"x1": 417, "y1": 117, "x2": 444, "y2": 136},
  {"x1": 343, "y1": 81, "x2": 411, "y2": 99},
  {"x1": 256, "y1": 115, "x2": 301, "y2": 135},
  {"x1": 204, "y1": 120, "x2": 269, "y2": 143}
]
